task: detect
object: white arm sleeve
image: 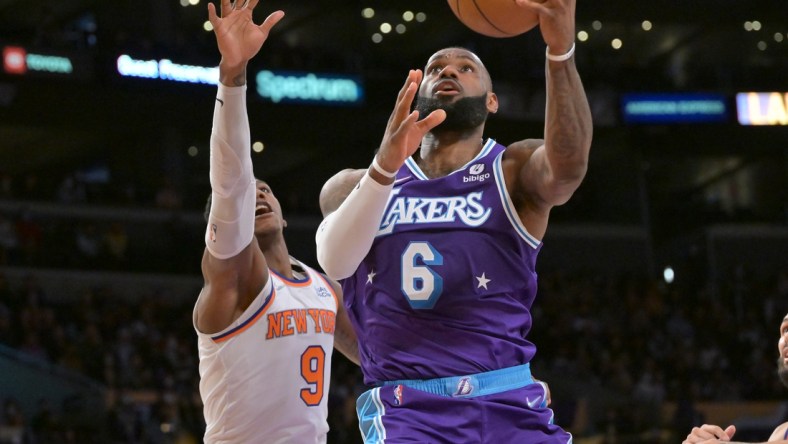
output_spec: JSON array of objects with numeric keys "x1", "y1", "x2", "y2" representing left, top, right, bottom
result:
[
  {"x1": 315, "y1": 172, "x2": 393, "y2": 280},
  {"x1": 205, "y1": 84, "x2": 256, "y2": 260}
]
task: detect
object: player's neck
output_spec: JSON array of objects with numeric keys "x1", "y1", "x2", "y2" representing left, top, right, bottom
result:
[
  {"x1": 261, "y1": 238, "x2": 293, "y2": 278},
  {"x1": 417, "y1": 133, "x2": 484, "y2": 178}
]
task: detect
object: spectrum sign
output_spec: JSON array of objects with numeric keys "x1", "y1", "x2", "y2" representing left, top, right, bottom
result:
[
  {"x1": 255, "y1": 70, "x2": 364, "y2": 106},
  {"x1": 736, "y1": 92, "x2": 788, "y2": 126},
  {"x1": 3, "y1": 46, "x2": 75, "y2": 76},
  {"x1": 621, "y1": 93, "x2": 729, "y2": 124},
  {"x1": 116, "y1": 54, "x2": 218, "y2": 85}
]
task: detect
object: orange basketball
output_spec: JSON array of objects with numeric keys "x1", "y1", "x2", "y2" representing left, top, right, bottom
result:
[{"x1": 447, "y1": 0, "x2": 539, "y2": 38}]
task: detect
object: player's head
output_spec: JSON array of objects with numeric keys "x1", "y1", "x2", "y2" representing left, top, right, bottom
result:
[
  {"x1": 778, "y1": 312, "x2": 788, "y2": 388},
  {"x1": 253, "y1": 179, "x2": 287, "y2": 236},
  {"x1": 203, "y1": 179, "x2": 287, "y2": 235},
  {"x1": 415, "y1": 47, "x2": 498, "y2": 133}
]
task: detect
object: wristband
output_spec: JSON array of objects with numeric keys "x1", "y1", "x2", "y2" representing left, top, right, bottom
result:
[
  {"x1": 371, "y1": 156, "x2": 397, "y2": 179},
  {"x1": 546, "y1": 43, "x2": 576, "y2": 62}
]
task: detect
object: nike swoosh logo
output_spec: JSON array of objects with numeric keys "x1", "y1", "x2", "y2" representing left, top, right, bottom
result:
[
  {"x1": 526, "y1": 396, "x2": 542, "y2": 409},
  {"x1": 394, "y1": 175, "x2": 411, "y2": 185},
  {"x1": 216, "y1": 98, "x2": 224, "y2": 107}
]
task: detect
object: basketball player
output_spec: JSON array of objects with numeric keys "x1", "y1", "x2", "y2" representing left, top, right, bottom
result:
[
  {"x1": 194, "y1": 1, "x2": 358, "y2": 443},
  {"x1": 682, "y1": 312, "x2": 788, "y2": 444},
  {"x1": 315, "y1": 0, "x2": 591, "y2": 441}
]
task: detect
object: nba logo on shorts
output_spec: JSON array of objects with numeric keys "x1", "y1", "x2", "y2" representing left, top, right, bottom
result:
[
  {"x1": 209, "y1": 224, "x2": 217, "y2": 242},
  {"x1": 393, "y1": 385, "x2": 403, "y2": 405},
  {"x1": 453, "y1": 377, "x2": 474, "y2": 397}
]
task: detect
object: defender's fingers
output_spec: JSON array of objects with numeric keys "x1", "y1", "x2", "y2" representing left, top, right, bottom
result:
[
  {"x1": 389, "y1": 110, "x2": 421, "y2": 145},
  {"x1": 396, "y1": 70, "x2": 417, "y2": 102},
  {"x1": 246, "y1": 0, "x2": 260, "y2": 10},
  {"x1": 392, "y1": 77, "x2": 420, "y2": 128},
  {"x1": 416, "y1": 109, "x2": 446, "y2": 133},
  {"x1": 219, "y1": 0, "x2": 232, "y2": 16},
  {"x1": 692, "y1": 425, "x2": 726, "y2": 439},
  {"x1": 230, "y1": 0, "x2": 249, "y2": 10},
  {"x1": 397, "y1": 80, "x2": 419, "y2": 118},
  {"x1": 701, "y1": 424, "x2": 730, "y2": 438},
  {"x1": 384, "y1": 73, "x2": 415, "y2": 130},
  {"x1": 515, "y1": 0, "x2": 550, "y2": 14},
  {"x1": 258, "y1": 10, "x2": 285, "y2": 34},
  {"x1": 387, "y1": 71, "x2": 417, "y2": 124},
  {"x1": 208, "y1": 3, "x2": 220, "y2": 25},
  {"x1": 392, "y1": 109, "x2": 444, "y2": 145}
]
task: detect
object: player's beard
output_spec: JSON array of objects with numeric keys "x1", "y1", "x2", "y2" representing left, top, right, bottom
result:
[
  {"x1": 779, "y1": 356, "x2": 788, "y2": 389},
  {"x1": 414, "y1": 94, "x2": 488, "y2": 132}
]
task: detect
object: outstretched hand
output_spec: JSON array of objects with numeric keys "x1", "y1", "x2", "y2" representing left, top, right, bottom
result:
[
  {"x1": 514, "y1": 0, "x2": 576, "y2": 54},
  {"x1": 682, "y1": 424, "x2": 736, "y2": 443},
  {"x1": 208, "y1": 0, "x2": 284, "y2": 75},
  {"x1": 375, "y1": 70, "x2": 446, "y2": 174}
]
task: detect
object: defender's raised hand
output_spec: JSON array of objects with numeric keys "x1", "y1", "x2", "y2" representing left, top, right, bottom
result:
[
  {"x1": 208, "y1": 0, "x2": 284, "y2": 85},
  {"x1": 683, "y1": 424, "x2": 736, "y2": 443},
  {"x1": 375, "y1": 70, "x2": 446, "y2": 177}
]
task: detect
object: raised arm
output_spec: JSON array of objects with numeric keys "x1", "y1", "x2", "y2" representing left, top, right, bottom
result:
[
  {"x1": 195, "y1": 0, "x2": 284, "y2": 334},
  {"x1": 512, "y1": 0, "x2": 592, "y2": 230},
  {"x1": 315, "y1": 71, "x2": 445, "y2": 280}
]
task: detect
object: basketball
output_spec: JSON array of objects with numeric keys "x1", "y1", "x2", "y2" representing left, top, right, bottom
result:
[{"x1": 447, "y1": 0, "x2": 539, "y2": 38}]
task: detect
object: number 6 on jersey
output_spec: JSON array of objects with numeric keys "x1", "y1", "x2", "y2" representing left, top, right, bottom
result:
[{"x1": 401, "y1": 241, "x2": 444, "y2": 309}]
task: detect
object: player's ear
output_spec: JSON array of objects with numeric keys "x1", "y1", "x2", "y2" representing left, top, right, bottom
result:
[{"x1": 487, "y1": 91, "x2": 498, "y2": 114}]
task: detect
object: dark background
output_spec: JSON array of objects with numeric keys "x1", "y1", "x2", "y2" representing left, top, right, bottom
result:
[{"x1": 1, "y1": 0, "x2": 786, "y2": 235}]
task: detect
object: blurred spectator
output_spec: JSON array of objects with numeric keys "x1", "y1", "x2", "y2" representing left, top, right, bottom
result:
[
  {"x1": 154, "y1": 178, "x2": 182, "y2": 210},
  {"x1": 0, "y1": 215, "x2": 18, "y2": 265},
  {"x1": 0, "y1": 398, "x2": 28, "y2": 444},
  {"x1": 56, "y1": 174, "x2": 87, "y2": 204},
  {"x1": 0, "y1": 308, "x2": 13, "y2": 349},
  {"x1": 77, "y1": 323, "x2": 106, "y2": 383},
  {"x1": 15, "y1": 211, "x2": 43, "y2": 266},
  {"x1": 106, "y1": 393, "x2": 143, "y2": 443},
  {"x1": 30, "y1": 398, "x2": 61, "y2": 443},
  {"x1": 103, "y1": 222, "x2": 129, "y2": 268},
  {"x1": 19, "y1": 173, "x2": 45, "y2": 201},
  {"x1": 116, "y1": 181, "x2": 139, "y2": 206},
  {"x1": 0, "y1": 171, "x2": 13, "y2": 198},
  {"x1": 74, "y1": 222, "x2": 102, "y2": 267}
]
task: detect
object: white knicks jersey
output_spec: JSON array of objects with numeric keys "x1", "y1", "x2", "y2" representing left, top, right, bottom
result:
[{"x1": 194, "y1": 259, "x2": 338, "y2": 444}]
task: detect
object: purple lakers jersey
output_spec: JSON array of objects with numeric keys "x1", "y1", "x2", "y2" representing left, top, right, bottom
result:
[{"x1": 342, "y1": 139, "x2": 542, "y2": 385}]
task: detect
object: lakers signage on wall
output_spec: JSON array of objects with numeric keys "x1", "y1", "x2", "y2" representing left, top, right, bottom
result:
[{"x1": 736, "y1": 92, "x2": 788, "y2": 126}]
